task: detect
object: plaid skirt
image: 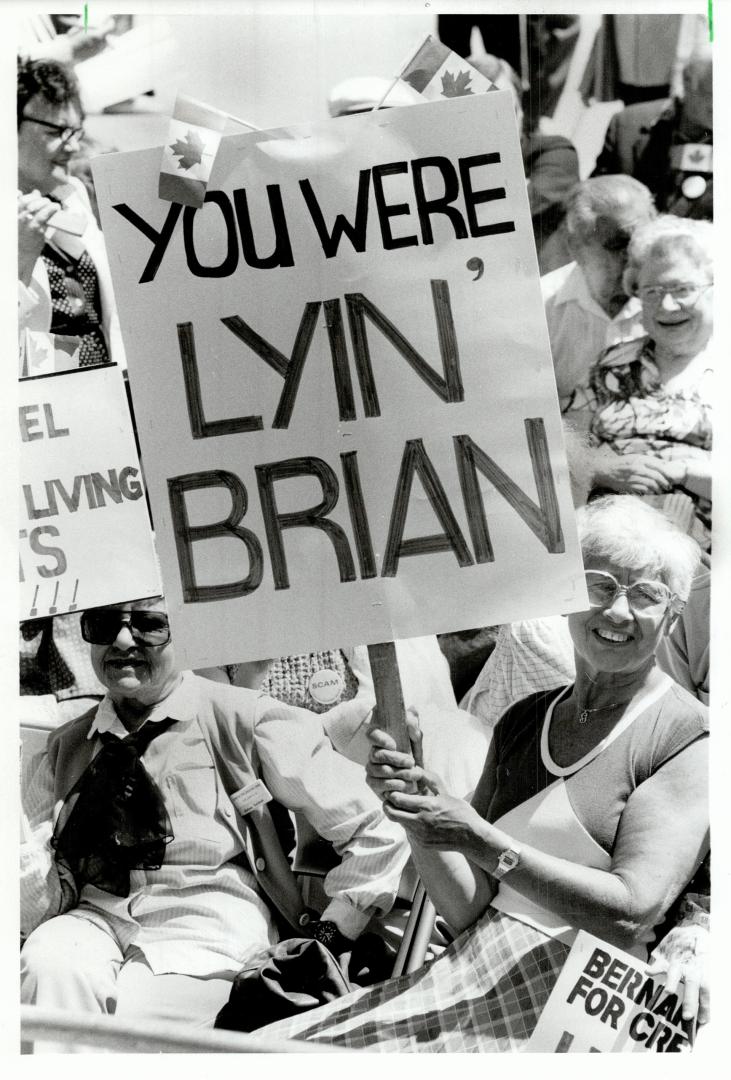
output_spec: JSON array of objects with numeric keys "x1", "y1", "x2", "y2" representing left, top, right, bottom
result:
[{"x1": 256, "y1": 908, "x2": 570, "y2": 1052}]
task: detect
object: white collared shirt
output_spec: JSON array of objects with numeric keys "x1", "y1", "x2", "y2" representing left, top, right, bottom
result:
[
  {"x1": 22, "y1": 671, "x2": 408, "y2": 974},
  {"x1": 541, "y1": 261, "x2": 645, "y2": 410}
]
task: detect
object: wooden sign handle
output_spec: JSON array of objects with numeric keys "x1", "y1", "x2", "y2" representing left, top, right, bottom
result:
[{"x1": 367, "y1": 640, "x2": 411, "y2": 754}]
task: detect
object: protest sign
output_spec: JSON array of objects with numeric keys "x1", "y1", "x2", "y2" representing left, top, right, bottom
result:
[
  {"x1": 93, "y1": 91, "x2": 587, "y2": 670},
  {"x1": 527, "y1": 930, "x2": 692, "y2": 1053},
  {"x1": 19, "y1": 365, "x2": 161, "y2": 619}
]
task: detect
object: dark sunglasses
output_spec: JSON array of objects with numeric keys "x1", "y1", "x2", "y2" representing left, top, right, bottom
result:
[
  {"x1": 21, "y1": 115, "x2": 85, "y2": 145},
  {"x1": 81, "y1": 609, "x2": 171, "y2": 646}
]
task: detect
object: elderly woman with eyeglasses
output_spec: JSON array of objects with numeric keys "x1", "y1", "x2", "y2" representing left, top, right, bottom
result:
[
  {"x1": 587, "y1": 216, "x2": 712, "y2": 544},
  {"x1": 254, "y1": 496, "x2": 708, "y2": 1052},
  {"x1": 17, "y1": 56, "x2": 123, "y2": 369}
]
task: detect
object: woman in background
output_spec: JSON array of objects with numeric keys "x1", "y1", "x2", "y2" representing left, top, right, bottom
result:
[{"x1": 17, "y1": 57, "x2": 123, "y2": 367}]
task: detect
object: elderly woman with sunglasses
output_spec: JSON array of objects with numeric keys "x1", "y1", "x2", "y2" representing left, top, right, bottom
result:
[
  {"x1": 20, "y1": 596, "x2": 410, "y2": 1050},
  {"x1": 17, "y1": 57, "x2": 123, "y2": 368},
  {"x1": 253, "y1": 496, "x2": 708, "y2": 1052},
  {"x1": 587, "y1": 216, "x2": 712, "y2": 545}
]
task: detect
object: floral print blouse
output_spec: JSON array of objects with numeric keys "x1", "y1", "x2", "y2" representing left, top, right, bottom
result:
[{"x1": 589, "y1": 336, "x2": 712, "y2": 458}]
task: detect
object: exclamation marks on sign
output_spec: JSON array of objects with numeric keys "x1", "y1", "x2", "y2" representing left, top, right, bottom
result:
[
  {"x1": 68, "y1": 579, "x2": 80, "y2": 611},
  {"x1": 29, "y1": 585, "x2": 40, "y2": 618},
  {"x1": 48, "y1": 581, "x2": 60, "y2": 614}
]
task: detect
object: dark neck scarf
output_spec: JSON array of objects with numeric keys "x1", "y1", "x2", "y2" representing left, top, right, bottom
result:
[{"x1": 53, "y1": 716, "x2": 177, "y2": 897}]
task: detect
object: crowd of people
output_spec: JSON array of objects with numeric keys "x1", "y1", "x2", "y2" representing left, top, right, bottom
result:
[{"x1": 18, "y1": 11, "x2": 712, "y2": 1054}]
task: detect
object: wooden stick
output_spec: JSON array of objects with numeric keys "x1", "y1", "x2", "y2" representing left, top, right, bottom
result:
[
  {"x1": 405, "y1": 895, "x2": 436, "y2": 975},
  {"x1": 222, "y1": 111, "x2": 260, "y2": 131},
  {"x1": 178, "y1": 96, "x2": 261, "y2": 131},
  {"x1": 367, "y1": 640, "x2": 410, "y2": 753},
  {"x1": 371, "y1": 32, "x2": 430, "y2": 111}
]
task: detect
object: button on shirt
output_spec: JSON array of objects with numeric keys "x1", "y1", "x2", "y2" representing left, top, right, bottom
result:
[
  {"x1": 21, "y1": 672, "x2": 408, "y2": 976},
  {"x1": 60, "y1": 689, "x2": 274, "y2": 978},
  {"x1": 541, "y1": 261, "x2": 644, "y2": 413}
]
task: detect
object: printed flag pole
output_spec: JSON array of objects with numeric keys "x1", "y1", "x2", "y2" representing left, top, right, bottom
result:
[
  {"x1": 518, "y1": 14, "x2": 530, "y2": 91},
  {"x1": 372, "y1": 32, "x2": 432, "y2": 110},
  {"x1": 223, "y1": 112, "x2": 260, "y2": 131},
  {"x1": 158, "y1": 95, "x2": 260, "y2": 209},
  {"x1": 184, "y1": 98, "x2": 261, "y2": 132}
]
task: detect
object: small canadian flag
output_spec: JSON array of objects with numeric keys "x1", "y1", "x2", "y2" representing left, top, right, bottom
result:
[
  {"x1": 21, "y1": 330, "x2": 81, "y2": 378},
  {"x1": 158, "y1": 94, "x2": 228, "y2": 208},
  {"x1": 385, "y1": 34, "x2": 496, "y2": 106},
  {"x1": 670, "y1": 144, "x2": 713, "y2": 174}
]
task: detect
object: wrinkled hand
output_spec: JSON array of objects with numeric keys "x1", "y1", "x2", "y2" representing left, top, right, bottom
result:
[
  {"x1": 382, "y1": 787, "x2": 487, "y2": 857},
  {"x1": 366, "y1": 715, "x2": 437, "y2": 801},
  {"x1": 597, "y1": 454, "x2": 678, "y2": 495},
  {"x1": 18, "y1": 192, "x2": 58, "y2": 284},
  {"x1": 647, "y1": 923, "x2": 709, "y2": 1026}
]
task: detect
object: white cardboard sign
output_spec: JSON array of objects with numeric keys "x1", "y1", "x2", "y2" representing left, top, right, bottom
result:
[
  {"x1": 93, "y1": 92, "x2": 587, "y2": 669},
  {"x1": 19, "y1": 365, "x2": 161, "y2": 619},
  {"x1": 527, "y1": 930, "x2": 692, "y2": 1053}
]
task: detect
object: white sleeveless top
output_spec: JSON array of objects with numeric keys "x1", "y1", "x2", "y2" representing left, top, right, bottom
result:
[{"x1": 489, "y1": 676, "x2": 672, "y2": 957}]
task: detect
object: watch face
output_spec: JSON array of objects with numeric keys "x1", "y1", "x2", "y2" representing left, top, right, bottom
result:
[{"x1": 497, "y1": 848, "x2": 520, "y2": 875}]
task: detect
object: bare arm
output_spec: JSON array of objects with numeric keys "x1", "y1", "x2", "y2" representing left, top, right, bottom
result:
[
  {"x1": 387, "y1": 737, "x2": 708, "y2": 951},
  {"x1": 367, "y1": 727, "x2": 498, "y2": 934}
]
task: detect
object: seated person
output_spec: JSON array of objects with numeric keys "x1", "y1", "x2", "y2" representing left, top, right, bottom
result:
[
  {"x1": 587, "y1": 215, "x2": 712, "y2": 547},
  {"x1": 17, "y1": 57, "x2": 124, "y2": 367},
  {"x1": 592, "y1": 50, "x2": 712, "y2": 221},
  {"x1": 252, "y1": 496, "x2": 708, "y2": 1050},
  {"x1": 468, "y1": 54, "x2": 580, "y2": 275},
  {"x1": 20, "y1": 596, "x2": 408, "y2": 1051},
  {"x1": 465, "y1": 427, "x2": 710, "y2": 726},
  {"x1": 203, "y1": 639, "x2": 485, "y2": 799},
  {"x1": 467, "y1": 546, "x2": 710, "y2": 730},
  {"x1": 541, "y1": 175, "x2": 655, "y2": 416},
  {"x1": 20, "y1": 612, "x2": 106, "y2": 724}
]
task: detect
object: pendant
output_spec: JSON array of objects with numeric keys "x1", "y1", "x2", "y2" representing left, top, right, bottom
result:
[{"x1": 578, "y1": 710, "x2": 590, "y2": 725}]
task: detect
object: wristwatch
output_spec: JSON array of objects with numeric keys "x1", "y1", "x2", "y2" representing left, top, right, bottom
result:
[
  {"x1": 311, "y1": 919, "x2": 354, "y2": 955},
  {"x1": 492, "y1": 843, "x2": 522, "y2": 880}
]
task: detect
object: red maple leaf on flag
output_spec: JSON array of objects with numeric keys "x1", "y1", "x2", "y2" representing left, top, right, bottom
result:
[
  {"x1": 170, "y1": 129, "x2": 206, "y2": 171},
  {"x1": 441, "y1": 70, "x2": 474, "y2": 97}
]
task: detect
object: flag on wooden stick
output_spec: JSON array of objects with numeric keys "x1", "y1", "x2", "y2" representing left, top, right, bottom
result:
[
  {"x1": 384, "y1": 34, "x2": 496, "y2": 106},
  {"x1": 159, "y1": 94, "x2": 227, "y2": 208}
]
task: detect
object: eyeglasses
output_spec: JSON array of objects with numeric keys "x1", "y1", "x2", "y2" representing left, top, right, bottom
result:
[
  {"x1": 637, "y1": 282, "x2": 712, "y2": 308},
  {"x1": 21, "y1": 115, "x2": 84, "y2": 146},
  {"x1": 81, "y1": 609, "x2": 171, "y2": 646},
  {"x1": 584, "y1": 571, "x2": 684, "y2": 615}
]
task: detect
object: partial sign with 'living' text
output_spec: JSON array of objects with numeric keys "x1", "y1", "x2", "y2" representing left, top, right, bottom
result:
[{"x1": 19, "y1": 366, "x2": 161, "y2": 619}]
